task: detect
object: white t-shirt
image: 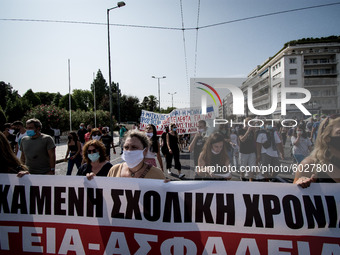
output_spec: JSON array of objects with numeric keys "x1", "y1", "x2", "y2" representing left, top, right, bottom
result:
[
  {"x1": 15, "y1": 131, "x2": 27, "y2": 159},
  {"x1": 230, "y1": 133, "x2": 239, "y2": 150},
  {"x1": 291, "y1": 136, "x2": 312, "y2": 156},
  {"x1": 256, "y1": 131, "x2": 281, "y2": 157}
]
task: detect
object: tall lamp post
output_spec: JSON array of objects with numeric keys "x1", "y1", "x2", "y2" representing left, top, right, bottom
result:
[
  {"x1": 152, "y1": 76, "x2": 166, "y2": 112},
  {"x1": 107, "y1": 1, "x2": 125, "y2": 136},
  {"x1": 168, "y1": 92, "x2": 177, "y2": 108}
]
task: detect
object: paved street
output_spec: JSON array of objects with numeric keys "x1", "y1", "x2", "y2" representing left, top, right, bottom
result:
[{"x1": 56, "y1": 136, "x2": 296, "y2": 182}]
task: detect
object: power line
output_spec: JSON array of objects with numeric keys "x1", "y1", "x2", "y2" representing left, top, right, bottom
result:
[
  {"x1": 2, "y1": 2, "x2": 340, "y2": 30},
  {"x1": 193, "y1": 0, "x2": 201, "y2": 78},
  {"x1": 199, "y1": 2, "x2": 340, "y2": 29},
  {"x1": 2, "y1": 2, "x2": 339, "y2": 30},
  {"x1": 179, "y1": 0, "x2": 190, "y2": 103}
]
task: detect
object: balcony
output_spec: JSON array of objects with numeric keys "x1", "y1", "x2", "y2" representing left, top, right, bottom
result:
[
  {"x1": 304, "y1": 59, "x2": 337, "y2": 65},
  {"x1": 304, "y1": 70, "x2": 338, "y2": 77},
  {"x1": 304, "y1": 78, "x2": 338, "y2": 87}
]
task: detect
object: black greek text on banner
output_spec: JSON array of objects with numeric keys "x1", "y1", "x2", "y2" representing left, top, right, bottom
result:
[{"x1": 0, "y1": 174, "x2": 339, "y2": 254}]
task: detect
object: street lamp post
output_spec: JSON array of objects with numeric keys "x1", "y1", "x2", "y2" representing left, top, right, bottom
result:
[
  {"x1": 152, "y1": 76, "x2": 166, "y2": 112},
  {"x1": 168, "y1": 92, "x2": 177, "y2": 108},
  {"x1": 107, "y1": 1, "x2": 125, "y2": 136}
]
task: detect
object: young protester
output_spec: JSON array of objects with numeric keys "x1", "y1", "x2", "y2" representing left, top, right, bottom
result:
[
  {"x1": 166, "y1": 124, "x2": 184, "y2": 179},
  {"x1": 196, "y1": 132, "x2": 231, "y2": 180},
  {"x1": 144, "y1": 124, "x2": 164, "y2": 171},
  {"x1": 64, "y1": 131, "x2": 82, "y2": 175}
]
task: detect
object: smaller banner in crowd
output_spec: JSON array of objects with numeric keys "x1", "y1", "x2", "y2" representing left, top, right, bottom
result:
[
  {"x1": 139, "y1": 106, "x2": 215, "y2": 135},
  {"x1": 0, "y1": 174, "x2": 339, "y2": 254}
]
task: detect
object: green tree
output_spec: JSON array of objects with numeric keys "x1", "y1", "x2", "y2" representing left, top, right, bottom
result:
[
  {"x1": 91, "y1": 70, "x2": 108, "y2": 111},
  {"x1": 141, "y1": 96, "x2": 150, "y2": 110},
  {"x1": 73, "y1": 89, "x2": 93, "y2": 111},
  {"x1": 52, "y1": 92, "x2": 63, "y2": 106},
  {"x1": 0, "y1": 81, "x2": 14, "y2": 110},
  {"x1": 0, "y1": 106, "x2": 7, "y2": 128},
  {"x1": 5, "y1": 96, "x2": 29, "y2": 123},
  {"x1": 120, "y1": 95, "x2": 140, "y2": 122},
  {"x1": 147, "y1": 95, "x2": 158, "y2": 112},
  {"x1": 23, "y1": 89, "x2": 41, "y2": 107},
  {"x1": 59, "y1": 94, "x2": 77, "y2": 110},
  {"x1": 36, "y1": 92, "x2": 56, "y2": 105}
]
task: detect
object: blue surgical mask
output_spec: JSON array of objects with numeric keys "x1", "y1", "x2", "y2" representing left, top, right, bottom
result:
[
  {"x1": 88, "y1": 152, "x2": 100, "y2": 162},
  {"x1": 27, "y1": 130, "x2": 36, "y2": 137},
  {"x1": 173, "y1": 128, "x2": 177, "y2": 131}
]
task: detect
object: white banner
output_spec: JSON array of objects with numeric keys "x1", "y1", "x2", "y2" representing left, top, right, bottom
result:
[
  {"x1": 0, "y1": 174, "x2": 339, "y2": 254},
  {"x1": 139, "y1": 107, "x2": 215, "y2": 135}
]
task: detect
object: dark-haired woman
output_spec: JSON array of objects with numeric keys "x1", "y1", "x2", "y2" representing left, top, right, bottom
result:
[
  {"x1": 144, "y1": 124, "x2": 164, "y2": 171},
  {"x1": 166, "y1": 124, "x2": 183, "y2": 178},
  {"x1": 64, "y1": 131, "x2": 82, "y2": 175},
  {"x1": 77, "y1": 140, "x2": 112, "y2": 177},
  {"x1": 197, "y1": 132, "x2": 231, "y2": 180}
]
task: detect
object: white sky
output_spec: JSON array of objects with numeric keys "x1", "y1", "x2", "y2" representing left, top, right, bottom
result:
[{"x1": 1, "y1": 0, "x2": 340, "y2": 109}]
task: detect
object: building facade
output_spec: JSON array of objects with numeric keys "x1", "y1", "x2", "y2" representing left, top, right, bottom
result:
[{"x1": 235, "y1": 40, "x2": 340, "y2": 120}]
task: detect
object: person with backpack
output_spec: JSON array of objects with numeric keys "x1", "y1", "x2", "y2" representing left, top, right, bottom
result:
[{"x1": 256, "y1": 122, "x2": 284, "y2": 181}]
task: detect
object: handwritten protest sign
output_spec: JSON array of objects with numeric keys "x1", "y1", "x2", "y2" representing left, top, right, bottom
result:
[
  {"x1": 0, "y1": 174, "x2": 339, "y2": 254},
  {"x1": 140, "y1": 107, "x2": 215, "y2": 135}
]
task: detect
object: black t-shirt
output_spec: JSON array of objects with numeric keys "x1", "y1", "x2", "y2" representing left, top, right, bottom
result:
[
  {"x1": 6, "y1": 134, "x2": 17, "y2": 151},
  {"x1": 77, "y1": 129, "x2": 87, "y2": 143},
  {"x1": 77, "y1": 162, "x2": 113, "y2": 176},
  {"x1": 101, "y1": 135, "x2": 113, "y2": 149},
  {"x1": 238, "y1": 128, "x2": 256, "y2": 154}
]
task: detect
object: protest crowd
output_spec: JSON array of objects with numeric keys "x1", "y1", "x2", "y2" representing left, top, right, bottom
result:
[{"x1": 1, "y1": 112, "x2": 339, "y2": 186}]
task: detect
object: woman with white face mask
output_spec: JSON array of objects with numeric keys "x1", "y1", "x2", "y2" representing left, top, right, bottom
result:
[
  {"x1": 90, "y1": 128, "x2": 103, "y2": 141},
  {"x1": 106, "y1": 130, "x2": 165, "y2": 179},
  {"x1": 144, "y1": 124, "x2": 164, "y2": 171},
  {"x1": 197, "y1": 132, "x2": 231, "y2": 180},
  {"x1": 76, "y1": 140, "x2": 112, "y2": 177},
  {"x1": 291, "y1": 125, "x2": 312, "y2": 164}
]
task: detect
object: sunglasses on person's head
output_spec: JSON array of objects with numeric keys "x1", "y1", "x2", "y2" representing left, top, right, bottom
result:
[
  {"x1": 87, "y1": 149, "x2": 97, "y2": 154},
  {"x1": 321, "y1": 114, "x2": 340, "y2": 134}
]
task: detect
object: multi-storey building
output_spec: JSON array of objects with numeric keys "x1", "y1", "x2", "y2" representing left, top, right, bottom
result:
[{"x1": 230, "y1": 38, "x2": 340, "y2": 120}]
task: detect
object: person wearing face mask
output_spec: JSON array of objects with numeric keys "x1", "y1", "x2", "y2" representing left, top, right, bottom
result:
[
  {"x1": 64, "y1": 131, "x2": 82, "y2": 175},
  {"x1": 196, "y1": 132, "x2": 231, "y2": 180},
  {"x1": 101, "y1": 127, "x2": 116, "y2": 160},
  {"x1": 77, "y1": 140, "x2": 112, "y2": 177},
  {"x1": 144, "y1": 124, "x2": 164, "y2": 171},
  {"x1": 189, "y1": 120, "x2": 208, "y2": 168},
  {"x1": 20, "y1": 118, "x2": 56, "y2": 175},
  {"x1": 103, "y1": 130, "x2": 165, "y2": 180},
  {"x1": 84, "y1": 125, "x2": 92, "y2": 143},
  {"x1": 291, "y1": 125, "x2": 312, "y2": 164},
  {"x1": 77, "y1": 123, "x2": 87, "y2": 146},
  {"x1": 166, "y1": 124, "x2": 184, "y2": 179},
  {"x1": 294, "y1": 114, "x2": 340, "y2": 187},
  {"x1": 90, "y1": 128, "x2": 103, "y2": 141},
  {"x1": 2, "y1": 123, "x2": 16, "y2": 152},
  {"x1": 12, "y1": 120, "x2": 27, "y2": 159}
]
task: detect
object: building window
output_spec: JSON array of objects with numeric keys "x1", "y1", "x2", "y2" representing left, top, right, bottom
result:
[
  {"x1": 289, "y1": 79, "x2": 298, "y2": 86},
  {"x1": 290, "y1": 69, "x2": 297, "y2": 75},
  {"x1": 289, "y1": 58, "x2": 296, "y2": 64}
]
